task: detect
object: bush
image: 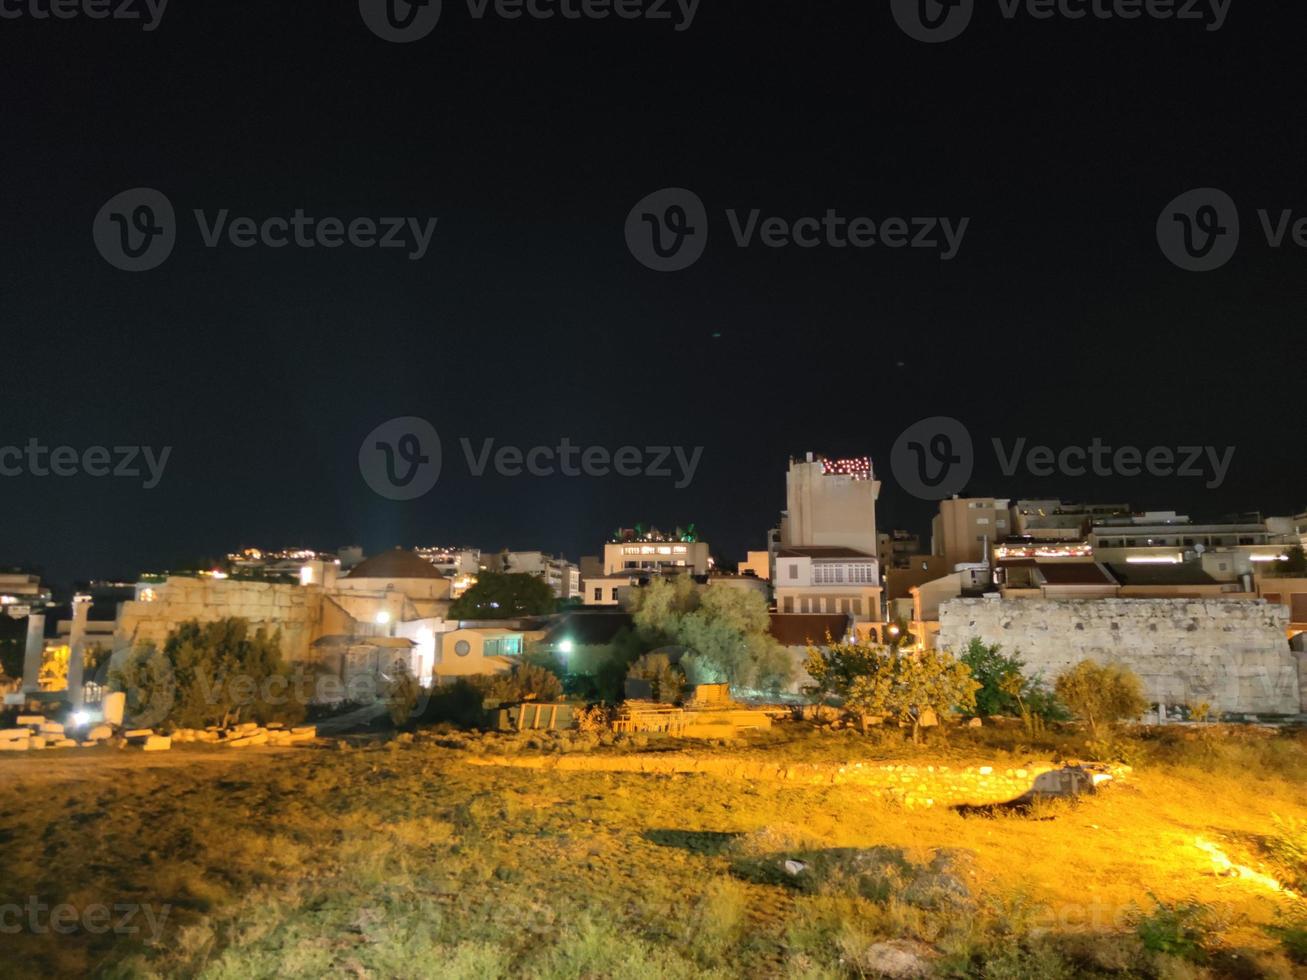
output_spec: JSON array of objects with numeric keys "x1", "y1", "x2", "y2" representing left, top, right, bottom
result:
[
  {"x1": 805, "y1": 640, "x2": 979, "y2": 743},
  {"x1": 1054, "y1": 660, "x2": 1148, "y2": 735},
  {"x1": 108, "y1": 618, "x2": 302, "y2": 730},
  {"x1": 1130, "y1": 896, "x2": 1224, "y2": 963}
]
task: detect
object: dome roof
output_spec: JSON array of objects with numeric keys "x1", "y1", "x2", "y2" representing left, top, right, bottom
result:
[{"x1": 345, "y1": 548, "x2": 444, "y2": 580}]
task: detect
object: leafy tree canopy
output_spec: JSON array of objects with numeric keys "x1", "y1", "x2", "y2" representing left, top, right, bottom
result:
[{"x1": 449, "y1": 572, "x2": 556, "y2": 619}]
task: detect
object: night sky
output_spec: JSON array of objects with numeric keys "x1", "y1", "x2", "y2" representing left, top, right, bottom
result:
[{"x1": 2, "y1": 1, "x2": 1305, "y2": 588}]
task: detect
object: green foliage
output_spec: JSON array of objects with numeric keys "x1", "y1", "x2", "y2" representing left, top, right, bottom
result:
[
  {"x1": 109, "y1": 617, "x2": 300, "y2": 730},
  {"x1": 805, "y1": 640, "x2": 979, "y2": 743},
  {"x1": 631, "y1": 580, "x2": 792, "y2": 691},
  {"x1": 626, "y1": 653, "x2": 685, "y2": 703},
  {"x1": 957, "y1": 638, "x2": 1064, "y2": 735},
  {"x1": 485, "y1": 662, "x2": 564, "y2": 703},
  {"x1": 1266, "y1": 544, "x2": 1307, "y2": 577},
  {"x1": 0, "y1": 637, "x2": 22, "y2": 681},
  {"x1": 1269, "y1": 907, "x2": 1307, "y2": 965},
  {"x1": 448, "y1": 572, "x2": 556, "y2": 619},
  {"x1": 1054, "y1": 659, "x2": 1149, "y2": 736},
  {"x1": 1130, "y1": 895, "x2": 1223, "y2": 963},
  {"x1": 1263, "y1": 814, "x2": 1307, "y2": 894}
]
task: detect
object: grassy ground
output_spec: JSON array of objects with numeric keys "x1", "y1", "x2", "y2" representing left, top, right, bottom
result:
[{"x1": 0, "y1": 723, "x2": 1304, "y2": 978}]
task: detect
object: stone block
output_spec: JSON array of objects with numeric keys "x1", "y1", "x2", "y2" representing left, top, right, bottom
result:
[
  {"x1": 16, "y1": 715, "x2": 44, "y2": 726},
  {"x1": 88, "y1": 725, "x2": 113, "y2": 741},
  {"x1": 0, "y1": 729, "x2": 31, "y2": 740},
  {"x1": 40, "y1": 722, "x2": 64, "y2": 734},
  {"x1": 143, "y1": 735, "x2": 172, "y2": 751},
  {"x1": 0, "y1": 738, "x2": 30, "y2": 751},
  {"x1": 124, "y1": 729, "x2": 153, "y2": 739},
  {"x1": 103, "y1": 692, "x2": 126, "y2": 726}
]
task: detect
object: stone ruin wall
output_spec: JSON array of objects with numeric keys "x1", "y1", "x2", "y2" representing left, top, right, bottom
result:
[
  {"x1": 114, "y1": 578, "x2": 324, "y2": 665},
  {"x1": 938, "y1": 597, "x2": 1302, "y2": 716}
]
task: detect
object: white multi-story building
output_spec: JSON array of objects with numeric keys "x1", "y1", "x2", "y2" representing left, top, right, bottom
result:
[{"x1": 772, "y1": 454, "x2": 882, "y2": 629}]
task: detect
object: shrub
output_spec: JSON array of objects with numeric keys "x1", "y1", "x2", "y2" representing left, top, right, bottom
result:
[
  {"x1": 626, "y1": 653, "x2": 685, "y2": 703},
  {"x1": 1054, "y1": 659, "x2": 1148, "y2": 736},
  {"x1": 805, "y1": 640, "x2": 979, "y2": 743},
  {"x1": 1130, "y1": 895, "x2": 1224, "y2": 963},
  {"x1": 108, "y1": 618, "x2": 301, "y2": 730}
]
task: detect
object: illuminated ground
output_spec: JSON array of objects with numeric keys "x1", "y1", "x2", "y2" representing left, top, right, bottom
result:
[{"x1": 0, "y1": 724, "x2": 1303, "y2": 978}]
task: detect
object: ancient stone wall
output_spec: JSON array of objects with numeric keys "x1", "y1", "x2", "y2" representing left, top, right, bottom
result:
[
  {"x1": 114, "y1": 577, "x2": 325, "y2": 664},
  {"x1": 938, "y1": 597, "x2": 1300, "y2": 715}
]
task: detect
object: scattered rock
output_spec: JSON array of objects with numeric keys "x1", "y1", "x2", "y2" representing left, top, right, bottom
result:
[
  {"x1": 967, "y1": 717, "x2": 982, "y2": 728},
  {"x1": 856, "y1": 940, "x2": 934, "y2": 979}
]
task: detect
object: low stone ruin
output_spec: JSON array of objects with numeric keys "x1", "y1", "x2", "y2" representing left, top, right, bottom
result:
[{"x1": 0, "y1": 713, "x2": 317, "y2": 753}]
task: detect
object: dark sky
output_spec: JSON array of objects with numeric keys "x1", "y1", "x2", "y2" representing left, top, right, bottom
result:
[{"x1": 2, "y1": 1, "x2": 1305, "y2": 588}]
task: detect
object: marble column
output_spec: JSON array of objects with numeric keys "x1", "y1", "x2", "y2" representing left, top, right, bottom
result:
[
  {"x1": 21, "y1": 611, "x2": 45, "y2": 693},
  {"x1": 66, "y1": 595, "x2": 93, "y2": 711}
]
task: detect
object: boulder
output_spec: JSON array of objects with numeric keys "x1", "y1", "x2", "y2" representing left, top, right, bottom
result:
[
  {"x1": 856, "y1": 941, "x2": 934, "y2": 979},
  {"x1": 87, "y1": 725, "x2": 113, "y2": 741}
]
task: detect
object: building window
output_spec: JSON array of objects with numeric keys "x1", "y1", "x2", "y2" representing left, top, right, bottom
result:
[
  {"x1": 783, "y1": 596, "x2": 794, "y2": 613},
  {"x1": 788, "y1": 564, "x2": 798, "y2": 579},
  {"x1": 608, "y1": 589, "x2": 618, "y2": 602},
  {"x1": 454, "y1": 640, "x2": 471, "y2": 657},
  {"x1": 851, "y1": 598, "x2": 861, "y2": 614},
  {"x1": 593, "y1": 588, "x2": 602, "y2": 601}
]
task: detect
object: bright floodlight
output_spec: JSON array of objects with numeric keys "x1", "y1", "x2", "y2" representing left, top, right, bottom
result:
[
  {"x1": 558, "y1": 639, "x2": 575, "y2": 655},
  {"x1": 375, "y1": 610, "x2": 391, "y2": 625},
  {"x1": 72, "y1": 711, "x2": 89, "y2": 727}
]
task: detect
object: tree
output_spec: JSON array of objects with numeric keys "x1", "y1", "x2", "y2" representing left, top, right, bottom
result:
[
  {"x1": 805, "y1": 639, "x2": 979, "y2": 743},
  {"x1": 1054, "y1": 659, "x2": 1149, "y2": 736},
  {"x1": 0, "y1": 637, "x2": 25, "y2": 683},
  {"x1": 110, "y1": 617, "x2": 298, "y2": 730},
  {"x1": 486, "y1": 662, "x2": 564, "y2": 703},
  {"x1": 1267, "y1": 545, "x2": 1307, "y2": 577},
  {"x1": 448, "y1": 572, "x2": 556, "y2": 619},
  {"x1": 627, "y1": 652, "x2": 685, "y2": 703}
]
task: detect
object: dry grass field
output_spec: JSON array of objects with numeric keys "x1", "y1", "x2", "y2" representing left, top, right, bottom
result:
[{"x1": 0, "y1": 723, "x2": 1304, "y2": 978}]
